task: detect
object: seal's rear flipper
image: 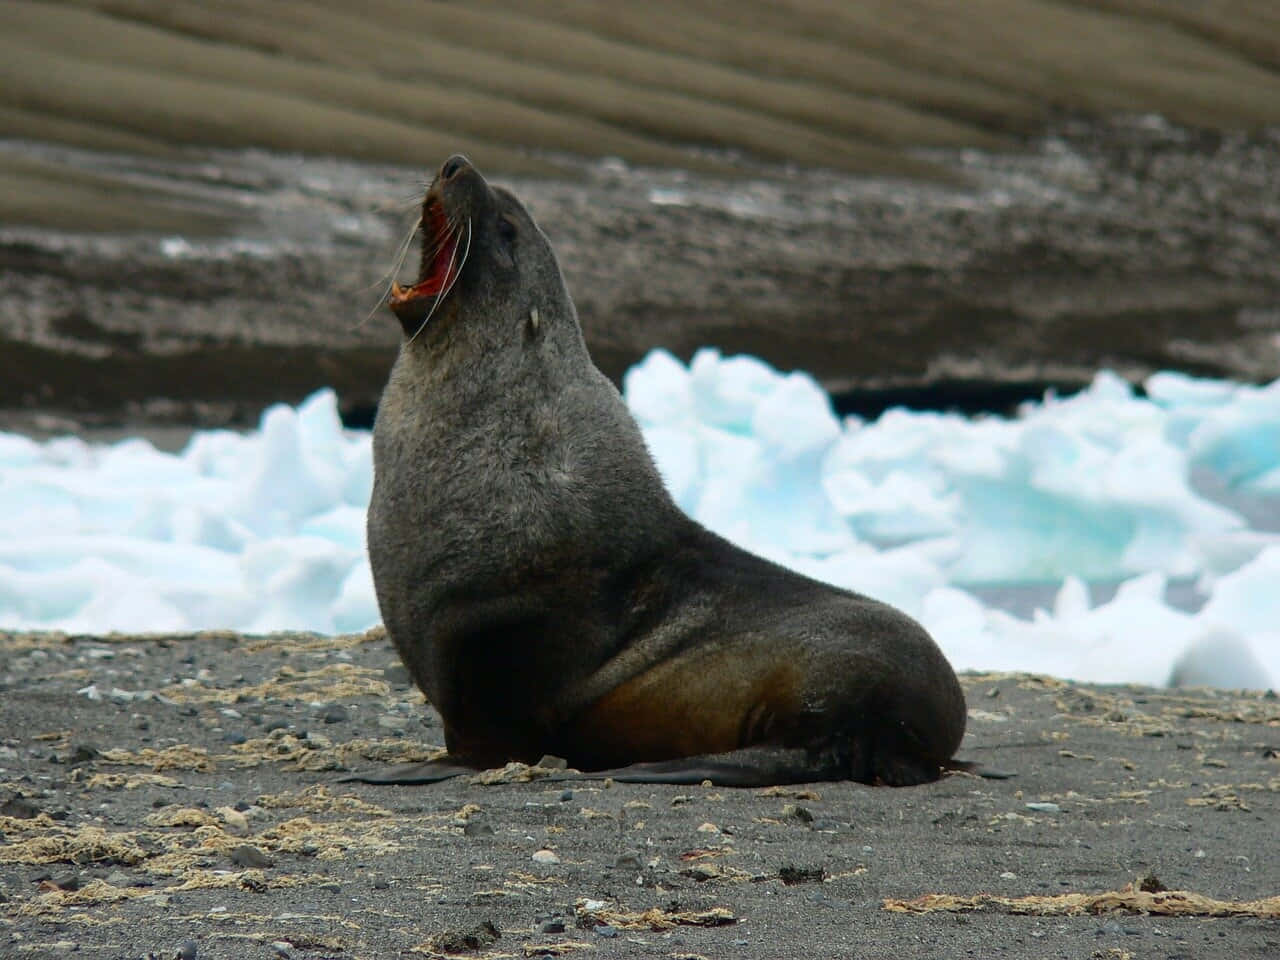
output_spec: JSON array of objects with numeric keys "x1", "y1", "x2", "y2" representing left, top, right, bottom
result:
[
  {"x1": 944, "y1": 759, "x2": 1016, "y2": 780},
  {"x1": 340, "y1": 758, "x2": 479, "y2": 785},
  {"x1": 576, "y1": 746, "x2": 849, "y2": 788}
]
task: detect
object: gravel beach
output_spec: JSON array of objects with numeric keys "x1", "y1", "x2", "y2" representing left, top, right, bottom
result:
[{"x1": 1, "y1": 629, "x2": 1277, "y2": 959}]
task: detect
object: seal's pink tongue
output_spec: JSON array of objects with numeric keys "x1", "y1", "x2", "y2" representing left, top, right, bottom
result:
[
  {"x1": 391, "y1": 204, "x2": 460, "y2": 305},
  {"x1": 409, "y1": 233, "x2": 458, "y2": 297}
]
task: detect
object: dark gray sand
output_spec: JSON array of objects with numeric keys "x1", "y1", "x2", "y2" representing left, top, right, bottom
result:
[{"x1": 1, "y1": 629, "x2": 1277, "y2": 959}]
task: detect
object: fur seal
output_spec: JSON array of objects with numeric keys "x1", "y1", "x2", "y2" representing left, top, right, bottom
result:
[{"x1": 363, "y1": 155, "x2": 968, "y2": 787}]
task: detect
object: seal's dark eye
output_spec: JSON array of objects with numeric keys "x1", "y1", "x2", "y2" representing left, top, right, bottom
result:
[{"x1": 497, "y1": 217, "x2": 517, "y2": 244}]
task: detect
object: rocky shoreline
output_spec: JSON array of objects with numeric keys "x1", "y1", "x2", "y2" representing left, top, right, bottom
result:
[{"x1": 2, "y1": 117, "x2": 1279, "y2": 436}]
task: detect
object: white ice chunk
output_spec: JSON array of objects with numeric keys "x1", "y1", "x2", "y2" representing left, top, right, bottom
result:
[
  {"x1": 1186, "y1": 379, "x2": 1280, "y2": 489},
  {"x1": 0, "y1": 354, "x2": 1276, "y2": 690},
  {"x1": 690, "y1": 348, "x2": 781, "y2": 432},
  {"x1": 332, "y1": 558, "x2": 380, "y2": 635},
  {"x1": 639, "y1": 425, "x2": 701, "y2": 512},
  {"x1": 623, "y1": 348, "x2": 694, "y2": 427},
  {"x1": 1196, "y1": 544, "x2": 1280, "y2": 639},
  {"x1": 0, "y1": 432, "x2": 43, "y2": 467},
  {"x1": 1169, "y1": 628, "x2": 1274, "y2": 691},
  {"x1": 241, "y1": 536, "x2": 359, "y2": 634},
  {"x1": 231, "y1": 399, "x2": 344, "y2": 537}
]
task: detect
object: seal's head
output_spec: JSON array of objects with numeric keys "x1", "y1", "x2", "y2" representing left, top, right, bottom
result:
[{"x1": 389, "y1": 155, "x2": 572, "y2": 345}]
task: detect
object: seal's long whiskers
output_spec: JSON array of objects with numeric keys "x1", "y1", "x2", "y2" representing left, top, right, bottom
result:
[
  {"x1": 436, "y1": 218, "x2": 471, "y2": 305},
  {"x1": 356, "y1": 212, "x2": 422, "y2": 329},
  {"x1": 421, "y1": 220, "x2": 455, "y2": 261},
  {"x1": 387, "y1": 214, "x2": 422, "y2": 282},
  {"x1": 407, "y1": 217, "x2": 470, "y2": 346}
]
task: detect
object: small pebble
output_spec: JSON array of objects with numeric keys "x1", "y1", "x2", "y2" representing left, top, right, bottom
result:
[
  {"x1": 230, "y1": 844, "x2": 273, "y2": 868},
  {"x1": 217, "y1": 807, "x2": 249, "y2": 834},
  {"x1": 778, "y1": 865, "x2": 823, "y2": 885},
  {"x1": 321, "y1": 705, "x2": 349, "y2": 724},
  {"x1": 781, "y1": 803, "x2": 812, "y2": 822},
  {"x1": 69, "y1": 743, "x2": 99, "y2": 764},
  {"x1": 594, "y1": 925, "x2": 618, "y2": 939},
  {"x1": 53, "y1": 871, "x2": 81, "y2": 891},
  {"x1": 558, "y1": 789, "x2": 574, "y2": 802},
  {"x1": 270, "y1": 942, "x2": 292, "y2": 959},
  {"x1": 683, "y1": 863, "x2": 720, "y2": 881},
  {"x1": 1025, "y1": 801, "x2": 1061, "y2": 813},
  {"x1": 463, "y1": 820, "x2": 494, "y2": 837},
  {"x1": 539, "y1": 919, "x2": 565, "y2": 934},
  {"x1": 177, "y1": 939, "x2": 198, "y2": 960},
  {"x1": 383, "y1": 664, "x2": 412, "y2": 686},
  {"x1": 0, "y1": 796, "x2": 39, "y2": 819},
  {"x1": 531, "y1": 849, "x2": 560, "y2": 864}
]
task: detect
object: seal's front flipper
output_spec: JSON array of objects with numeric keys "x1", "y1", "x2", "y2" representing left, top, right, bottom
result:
[
  {"x1": 944, "y1": 759, "x2": 1016, "y2": 780},
  {"x1": 340, "y1": 758, "x2": 479, "y2": 785},
  {"x1": 582, "y1": 746, "x2": 847, "y2": 788}
]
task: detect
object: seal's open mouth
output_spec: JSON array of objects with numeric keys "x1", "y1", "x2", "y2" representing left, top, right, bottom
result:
[{"x1": 389, "y1": 199, "x2": 468, "y2": 317}]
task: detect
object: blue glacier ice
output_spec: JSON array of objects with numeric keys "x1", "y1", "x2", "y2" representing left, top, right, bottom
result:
[{"x1": 1, "y1": 348, "x2": 1277, "y2": 689}]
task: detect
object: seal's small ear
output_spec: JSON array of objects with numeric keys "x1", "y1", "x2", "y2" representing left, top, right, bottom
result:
[{"x1": 527, "y1": 306, "x2": 541, "y2": 336}]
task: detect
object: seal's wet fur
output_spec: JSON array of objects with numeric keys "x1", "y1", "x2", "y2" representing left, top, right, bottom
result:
[{"x1": 365, "y1": 156, "x2": 966, "y2": 786}]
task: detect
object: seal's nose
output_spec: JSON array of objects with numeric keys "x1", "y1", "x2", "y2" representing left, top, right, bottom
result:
[{"x1": 440, "y1": 154, "x2": 470, "y2": 181}]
